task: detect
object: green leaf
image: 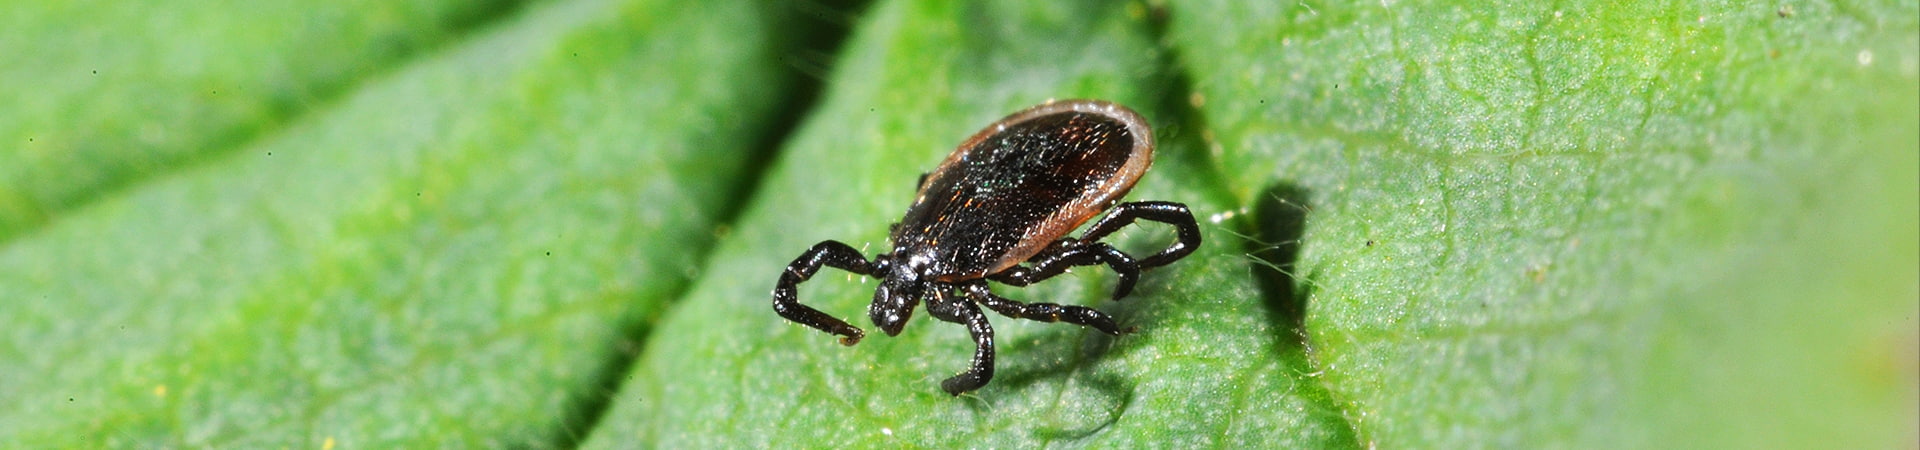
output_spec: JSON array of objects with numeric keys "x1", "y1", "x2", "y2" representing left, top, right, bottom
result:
[
  {"x1": 1165, "y1": 0, "x2": 1919, "y2": 447},
  {"x1": 1, "y1": 0, "x2": 805, "y2": 446},
  {"x1": 0, "y1": 0, "x2": 523, "y2": 239},
  {"x1": 6, "y1": 0, "x2": 1915, "y2": 447}
]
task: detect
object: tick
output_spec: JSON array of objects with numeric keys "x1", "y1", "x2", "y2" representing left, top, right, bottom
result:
[{"x1": 772, "y1": 99, "x2": 1201, "y2": 395}]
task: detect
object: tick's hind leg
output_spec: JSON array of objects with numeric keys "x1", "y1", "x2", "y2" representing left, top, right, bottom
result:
[
  {"x1": 927, "y1": 288, "x2": 995, "y2": 395},
  {"x1": 965, "y1": 284, "x2": 1130, "y2": 336},
  {"x1": 988, "y1": 239, "x2": 1142, "y2": 300},
  {"x1": 1078, "y1": 201, "x2": 1202, "y2": 269},
  {"x1": 773, "y1": 240, "x2": 874, "y2": 346}
]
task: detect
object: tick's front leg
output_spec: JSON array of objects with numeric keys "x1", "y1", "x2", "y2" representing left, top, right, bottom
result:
[
  {"x1": 927, "y1": 289, "x2": 995, "y2": 395},
  {"x1": 773, "y1": 240, "x2": 874, "y2": 345}
]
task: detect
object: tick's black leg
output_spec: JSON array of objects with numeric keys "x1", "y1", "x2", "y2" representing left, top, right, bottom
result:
[
  {"x1": 773, "y1": 240, "x2": 874, "y2": 346},
  {"x1": 966, "y1": 283, "x2": 1129, "y2": 335},
  {"x1": 989, "y1": 239, "x2": 1142, "y2": 300},
  {"x1": 927, "y1": 288, "x2": 995, "y2": 395},
  {"x1": 1078, "y1": 201, "x2": 1202, "y2": 269},
  {"x1": 987, "y1": 240, "x2": 1094, "y2": 285}
]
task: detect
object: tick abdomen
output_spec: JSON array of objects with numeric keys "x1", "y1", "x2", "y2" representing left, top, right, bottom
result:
[{"x1": 891, "y1": 105, "x2": 1152, "y2": 279}]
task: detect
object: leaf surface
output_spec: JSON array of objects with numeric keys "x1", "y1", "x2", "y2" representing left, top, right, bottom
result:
[{"x1": 4, "y1": 0, "x2": 1914, "y2": 447}]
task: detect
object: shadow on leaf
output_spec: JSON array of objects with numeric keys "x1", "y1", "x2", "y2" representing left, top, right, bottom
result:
[{"x1": 1245, "y1": 182, "x2": 1313, "y2": 351}]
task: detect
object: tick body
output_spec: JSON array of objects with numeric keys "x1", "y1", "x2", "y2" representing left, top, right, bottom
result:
[{"x1": 772, "y1": 99, "x2": 1201, "y2": 395}]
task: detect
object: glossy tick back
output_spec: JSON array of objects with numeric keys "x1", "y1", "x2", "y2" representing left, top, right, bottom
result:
[{"x1": 772, "y1": 99, "x2": 1201, "y2": 395}]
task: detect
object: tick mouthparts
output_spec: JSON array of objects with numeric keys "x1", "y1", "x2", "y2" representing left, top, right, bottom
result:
[
  {"x1": 871, "y1": 278, "x2": 919, "y2": 336},
  {"x1": 879, "y1": 318, "x2": 908, "y2": 337},
  {"x1": 869, "y1": 298, "x2": 911, "y2": 337}
]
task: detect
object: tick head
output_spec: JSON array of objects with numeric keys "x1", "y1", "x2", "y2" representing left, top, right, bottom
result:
[{"x1": 869, "y1": 255, "x2": 926, "y2": 337}]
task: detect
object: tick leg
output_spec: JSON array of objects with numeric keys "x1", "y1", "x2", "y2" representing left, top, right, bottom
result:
[
  {"x1": 966, "y1": 283, "x2": 1129, "y2": 335},
  {"x1": 927, "y1": 289, "x2": 994, "y2": 395},
  {"x1": 1078, "y1": 201, "x2": 1202, "y2": 269},
  {"x1": 988, "y1": 239, "x2": 1142, "y2": 300},
  {"x1": 773, "y1": 240, "x2": 873, "y2": 346}
]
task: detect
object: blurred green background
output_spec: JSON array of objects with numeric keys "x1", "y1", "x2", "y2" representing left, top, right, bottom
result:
[{"x1": 1, "y1": 0, "x2": 1913, "y2": 447}]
